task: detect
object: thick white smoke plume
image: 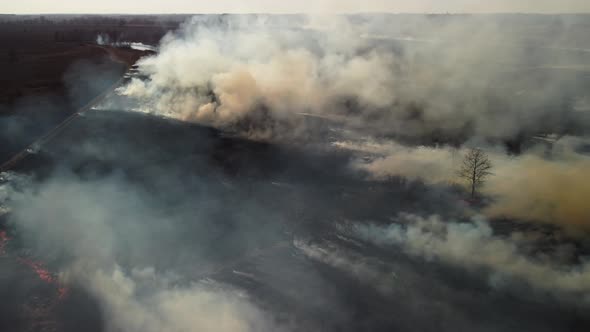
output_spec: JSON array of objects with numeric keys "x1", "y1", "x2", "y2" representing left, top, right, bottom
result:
[
  {"x1": 63, "y1": 265, "x2": 279, "y2": 332},
  {"x1": 121, "y1": 14, "x2": 590, "y2": 141},
  {"x1": 114, "y1": 14, "x2": 590, "y2": 233},
  {"x1": 4, "y1": 12, "x2": 590, "y2": 330},
  {"x1": 333, "y1": 139, "x2": 462, "y2": 184}
]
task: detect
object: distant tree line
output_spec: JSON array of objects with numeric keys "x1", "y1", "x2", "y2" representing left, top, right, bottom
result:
[{"x1": 0, "y1": 15, "x2": 186, "y2": 28}]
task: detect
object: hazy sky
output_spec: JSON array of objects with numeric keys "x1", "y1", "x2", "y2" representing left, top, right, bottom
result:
[{"x1": 2, "y1": 0, "x2": 590, "y2": 14}]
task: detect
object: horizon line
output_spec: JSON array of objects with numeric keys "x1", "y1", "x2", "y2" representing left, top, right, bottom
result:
[{"x1": 2, "y1": 12, "x2": 590, "y2": 16}]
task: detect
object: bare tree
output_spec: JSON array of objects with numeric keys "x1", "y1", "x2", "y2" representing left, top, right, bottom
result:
[{"x1": 458, "y1": 148, "x2": 493, "y2": 198}]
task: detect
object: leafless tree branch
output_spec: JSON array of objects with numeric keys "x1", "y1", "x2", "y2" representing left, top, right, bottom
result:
[{"x1": 457, "y1": 148, "x2": 493, "y2": 198}]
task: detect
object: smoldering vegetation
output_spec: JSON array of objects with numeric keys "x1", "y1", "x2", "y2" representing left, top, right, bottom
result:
[
  {"x1": 338, "y1": 136, "x2": 590, "y2": 232},
  {"x1": 1, "y1": 13, "x2": 590, "y2": 332},
  {"x1": 350, "y1": 214, "x2": 590, "y2": 300},
  {"x1": 0, "y1": 110, "x2": 464, "y2": 331},
  {"x1": 121, "y1": 14, "x2": 590, "y2": 145},
  {"x1": 117, "y1": 13, "x2": 590, "y2": 231},
  {"x1": 0, "y1": 107, "x2": 588, "y2": 331}
]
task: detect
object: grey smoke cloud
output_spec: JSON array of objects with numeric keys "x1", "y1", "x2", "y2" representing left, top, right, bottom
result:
[
  {"x1": 2, "y1": 171, "x2": 283, "y2": 331},
  {"x1": 1, "y1": 120, "x2": 588, "y2": 329},
  {"x1": 65, "y1": 265, "x2": 279, "y2": 332},
  {"x1": 117, "y1": 12, "x2": 590, "y2": 233},
  {"x1": 294, "y1": 238, "x2": 398, "y2": 295},
  {"x1": 3, "y1": 11, "x2": 590, "y2": 330},
  {"x1": 120, "y1": 14, "x2": 590, "y2": 143},
  {"x1": 350, "y1": 213, "x2": 590, "y2": 301},
  {"x1": 334, "y1": 139, "x2": 461, "y2": 184},
  {"x1": 338, "y1": 136, "x2": 590, "y2": 232}
]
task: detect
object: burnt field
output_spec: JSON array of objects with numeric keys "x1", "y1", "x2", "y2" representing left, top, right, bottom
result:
[
  {"x1": 0, "y1": 15, "x2": 163, "y2": 166},
  {"x1": 1, "y1": 13, "x2": 590, "y2": 332},
  {"x1": 1, "y1": 109, "x2": 589, "y2": 332}
]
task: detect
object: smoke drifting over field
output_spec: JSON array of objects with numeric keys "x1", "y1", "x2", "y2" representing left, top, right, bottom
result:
[
  {"x1": 351, "y1": 214, "x2": 590, "y2": 301},
  {"x1": 70, "y1": 266, "x2": 279, "y2": 332},
  {"x1": 3, "y1": 171, "x2": 283, "y2": 332},
  {"x1": 122, "y1": 14, "x2": 590, "y2": 142},
  {"x1": 115, "y1": 12, "x2": 590, "y2": 240},
  {"x1": 339, "y1": 136, "x2": 590, "y2": 232},
  {"x1": 2, "y1": 12, "x2": 590, "y2": 332}
]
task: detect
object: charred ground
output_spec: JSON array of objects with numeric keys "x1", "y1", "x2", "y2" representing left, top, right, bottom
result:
[
  {"x1": 2, "y1": 13, "x2": 590, "y2": 332},
  {"x1": 1, "y1": 109, "x2": 589, "y2": 331}
]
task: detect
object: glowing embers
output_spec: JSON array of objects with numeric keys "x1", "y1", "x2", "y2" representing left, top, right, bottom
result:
[
  {"x1": 0, "y1": 227, "x2": 69, "y2": 300},
  {"x1": 17, "y1": 256, "x2": 70, "y2": 330},
  {"x1": 18, "y1": 258, "x2": 56, "y2": 283},
  {"x1": 18, "y1": 257, "x2": 69, "y2": 299},
  {"x1": 57, "y1": 286, "x2": 69, "y2": 300}
]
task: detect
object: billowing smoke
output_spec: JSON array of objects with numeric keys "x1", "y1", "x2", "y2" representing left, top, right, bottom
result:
[
  {"x1": 2, "y1": 171, "x2": 282, "y2": 331},
  {"x1": 338, "y1": 136, "x2": 590, "y2": 232},
  {"x1": 350, "y1": 213, "x2": 590, "y2": 302},
  {"x1": 3, "y1": 12, "x2": 590, "y2": 331},
  {"x1": 484, "y1": 145, "x2": 590, "y2": 231},
  {"x1": 113, "y1": 13, "x2": 590, "y2": 234},
  {"x1": 334, "y1": 139, "x2": 461, "y2": 184},
  {"x1": 63, "y1": 265, "x2": 279, "y2": 332},
  {"x1": 120, "y1": 14, "x2": 590, "y2": 142}
]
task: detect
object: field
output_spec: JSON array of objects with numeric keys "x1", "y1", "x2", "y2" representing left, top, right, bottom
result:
[
  {"x1": 0, "y1": 16, "x2": 167, "y2": 163},
  {"x1": 1, "y1": 13, "x2": 590, "y2": 332}
]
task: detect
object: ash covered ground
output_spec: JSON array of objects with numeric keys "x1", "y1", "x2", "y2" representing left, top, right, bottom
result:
[{"x1": 1, "y1": 14, "x2": 590, "y2": 332}]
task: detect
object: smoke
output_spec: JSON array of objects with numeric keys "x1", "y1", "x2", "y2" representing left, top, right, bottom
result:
[
  {"x1": 62, "y1": 265, "x2": 279, "y2": 332},
  {"x1": 0, "y1": 51, "x2": 127, "y2": 168},
  {"x1": 338, "y1": 136, "x2": 590, "y2": 232},
  {"x1": 334, "y1": 139, "x2": 461, "y2": 184},
  {"x1": 0, "y1": 172, "x2": 31, "y2": 216},
  {"x1": 2, "y1": 112, "x2": 588, "y2": 329},
  {"x1": 119, "y1": 14, "x2": 590, "y2": 142},
  {"x1": 3, "y1": 12, "x2": 590, "y2": 330},
  {"x1": 294, "y1": 238, "x2": 398, "y2": 294},
  {"x1": 2, "y1": 170, "x2": 284, "y2": 331},
  {"x1": 351, "y1": 213, "x2": 590, "y2": 302},
  {"x1": 86, "y1": 14, "x2": 590, "y2": 234},
  {"x1": 95, "y1": 33, "x2": 158, "y2": 52},
  {"x1": 96, "y1": 34, "x2": 110, "y2": 46},
  {"x1": 485, "y1": 149, "x2": 590, "y2": 231}
]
